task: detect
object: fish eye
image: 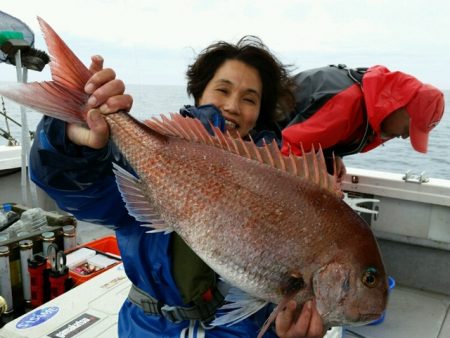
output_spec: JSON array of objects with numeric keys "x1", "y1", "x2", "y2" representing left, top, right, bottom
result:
[{"x1": 362, "y1": 267, "x2": 378, "y2": 288}]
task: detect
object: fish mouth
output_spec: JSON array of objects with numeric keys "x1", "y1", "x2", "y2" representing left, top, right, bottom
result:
[
  {"x1": 334, "y1": 313, "x2": 382, "y2": 327},
  {"x1": 356, "y1": 313, "x2": 384, "y2": 324}
]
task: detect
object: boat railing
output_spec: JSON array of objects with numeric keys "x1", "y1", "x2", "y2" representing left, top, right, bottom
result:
[{"x1": 343, "y1": 167, "x2": 450, "y2": 297}]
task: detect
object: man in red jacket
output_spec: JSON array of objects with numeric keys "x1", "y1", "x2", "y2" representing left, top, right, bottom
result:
[{"x1": 281, "y1": 65, "x2": 445, "y2": 180}]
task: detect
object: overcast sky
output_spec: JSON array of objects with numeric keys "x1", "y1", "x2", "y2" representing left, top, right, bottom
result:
[{"x1": 1, "y1": 0, "x2": 450, "y2": 89}]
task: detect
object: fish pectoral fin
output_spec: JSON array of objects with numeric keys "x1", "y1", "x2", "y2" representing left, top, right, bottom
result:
[
  {"x1": 210, "y1": 287, "x2": 268, "y2": 327},
  {"x1": 255, "y1": 272, "x2": 306, "y2": 338},
  {"x1": 255, "y1": 294, "x2": 299, "y2": 338},
  {"x1": 112, "y1": 163, "x2": 173, "y2": 232},
  {"x1": 141, "y1": 225, "x2": 174, "y2": 235}
]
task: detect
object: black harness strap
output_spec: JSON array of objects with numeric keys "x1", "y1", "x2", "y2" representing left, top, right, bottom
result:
[
  {"x1": 330, "y1": 65, "x2": 373, "y2": 157},
  {"x1": 128, "y1": 284, "x2": 224, "y2": 324}
]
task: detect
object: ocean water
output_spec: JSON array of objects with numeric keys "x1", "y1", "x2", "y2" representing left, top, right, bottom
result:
[{"x1": 1, "y1": 85, "x2": 449, "y2": 180}]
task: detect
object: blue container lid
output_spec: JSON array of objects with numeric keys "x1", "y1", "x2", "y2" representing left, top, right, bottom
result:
[
  {"x1": 388, "y1": 276, "x2": 396, "y2": 290},
  {"x1": 2, "y1": 204, "x2": 11, "y2": 212}
]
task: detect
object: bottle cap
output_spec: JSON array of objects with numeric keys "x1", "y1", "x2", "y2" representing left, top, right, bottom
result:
[
  {"x1": 19, "y1": 239, "x2": 33, "y2": 249},
  {"x1": 0, "y1": 246, "x2": 9, "y2": 255},
  {"x1": 62, "y1": 225, "x2": 75, "y2": 235},
  {"x1": 42, "y1": 231, "x2": 55, "y2": 241}
]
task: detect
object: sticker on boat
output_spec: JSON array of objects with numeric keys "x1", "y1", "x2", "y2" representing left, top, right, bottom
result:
[{"x1": 16, "y1": 306, "x2": 59, "y2": 329}]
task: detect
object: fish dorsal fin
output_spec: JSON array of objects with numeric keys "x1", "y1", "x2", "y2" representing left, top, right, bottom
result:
[
  {"x1": 144, "y1": 114, "x2": 340, "y2": 196},
  {"x1": 112, "y1": 163, "x2": 173, "y2": 233}
]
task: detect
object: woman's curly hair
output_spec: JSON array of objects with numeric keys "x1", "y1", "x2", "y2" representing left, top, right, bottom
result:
[{"x1": 186, "y1": 36, "x2": 295, "y2": 132}]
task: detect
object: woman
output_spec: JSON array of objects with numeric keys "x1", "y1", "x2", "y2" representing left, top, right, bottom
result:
[{"x1": 30, "y1": 37, "x2": 328, "y2": 338}]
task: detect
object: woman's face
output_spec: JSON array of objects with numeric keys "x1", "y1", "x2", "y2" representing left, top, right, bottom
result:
[
  {"x1": 198, "y1": 59, "x2": 262, "y2": 137},
  {"x1": 380, "y1": 107, "x2": 410, "y2": 140}
]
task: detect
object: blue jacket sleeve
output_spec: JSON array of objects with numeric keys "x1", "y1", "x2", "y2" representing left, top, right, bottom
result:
[
  {"x1": 29, "y1": 116, "x2": 135, "y2": 227},
  {"x1": 180, "y1": 104, "x2": 225, "y2": 135}
]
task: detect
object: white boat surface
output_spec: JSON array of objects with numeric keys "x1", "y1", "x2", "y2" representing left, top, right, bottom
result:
[
  {"x1": 0, "y1": 144, "x2": 449, "y2": 338},
  {"x1": 0, "y1": 144, "x2": 57, "y2": 212}
]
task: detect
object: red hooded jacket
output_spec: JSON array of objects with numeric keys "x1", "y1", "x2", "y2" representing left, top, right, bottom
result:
[{"x1": 281, "y1": 65, "x2": 424, "y2": 156}]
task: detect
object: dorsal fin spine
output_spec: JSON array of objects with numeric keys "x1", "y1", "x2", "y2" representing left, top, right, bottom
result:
[
  {"x1": 175, "y1": 114, "x2": 199, "y2": 142},
  {"x1": 271, "y1": 140, "x2": 285, "y2": 170},
  {"x1": 191, "y1": 120, "x2": 209, "y2": 143},
  {"x1": 227, "y1": 131, "x2": 241, "y2": 154},
  {"x1": 310, "y1": 144, "x2": 319, "y2": 185},
  {"x1": 248, "y1": 135, "x2": 263, "y2": 163},
  {"x1": 300, "y1": 143, "x2": 310, "y2": 179},
  {"x1": 288, "y1": 154, "x2": 298, "y2": 176},
  {"x1": 214, "y1": 126, "x2": 232, "y2": 152},
  {"x1": 317, "y1": 146, "x2": 328, "y2": 188},
  {"x1": 238, "y1": 137, "x2": 252, "y2": 159},
  {"x1": 203, "y1": 124, "x2": 216, "y2": 146},
  {"x1": 160, "y1": 115, "x2": 179, "y2": 136},
  {"x1": 262, "y1": 141, "x2": 275, "y2": 167},
  {"x1": 163, "y1": 114, "x2": 189, "y2": 139}
]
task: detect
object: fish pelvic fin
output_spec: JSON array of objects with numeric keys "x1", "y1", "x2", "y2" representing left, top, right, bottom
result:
[
  {"x1": 211, "y1": 287, "x2": 268, "y2": 327},
  {"x1": 0, "y1": 17, "x2": 91, "y2": 124},
  {"x1": 112, "y1": 163, "x2": 173, "y2": 233},
  {"x1": 211, "y1": 283, "x2": 304, "y2": 338},
  {"x1": 145, "y1": 114, "x2": 341, "y2": 196}
]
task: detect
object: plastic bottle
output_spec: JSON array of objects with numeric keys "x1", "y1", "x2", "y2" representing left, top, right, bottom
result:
[
  {"x1": 20, "y1": 208, "x2": 47, "y2": 231},
  {"x1": 19, "y1": 240, "x2": 33, "y2": 303},
  {"x1": 3, "y1": 204, "x2": 19, "y2": 225},
  {"x1": 42, "y1": 231, "x2": 55, "y2": 257},
  {"x1": 0, "y1": 208, "x2": 6, "y2": 228},
  {"x1": 0, "y1": 246, "x2": 13, "y2": 314},
  {"x1": 0, "y1": 204, "x2": 20, "y2": 233},
  {"x1": 63, "y1": 225, "x2": 77, "y2": 251}
]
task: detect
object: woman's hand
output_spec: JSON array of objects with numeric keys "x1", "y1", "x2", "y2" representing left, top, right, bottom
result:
[
  {"x1": 275, "y1": 300, "x2": 325, "y2": 338},
  {"x1": 66, "y1": 55, "x2": 133, "y2": 149}
]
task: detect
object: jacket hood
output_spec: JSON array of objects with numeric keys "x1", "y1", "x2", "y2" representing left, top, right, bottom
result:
[{"x1": 362, "y1": 65, "x2": 423, "y2": 134}]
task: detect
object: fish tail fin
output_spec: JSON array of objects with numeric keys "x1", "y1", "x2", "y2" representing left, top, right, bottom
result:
[
  {"x1": 37, "y1": 17, "x2": 92, "y2": 92},
  {"x1": 0, "y1": 17, "x2": 92, "y2": 124}
]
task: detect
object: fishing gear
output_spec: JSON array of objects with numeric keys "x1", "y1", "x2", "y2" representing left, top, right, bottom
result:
[
  {"x1": 47, "y1": 244, "x2": 69, "y2": 299},
  {"x1": 19, "y1": 239, "x2": 33, "y2": 304},
  {"x1": 27, "y1": 254, "x2": 47, "y2": 308},
  {"x1": 0, "y1": 31, "x2": 49, "y2": 72},
  {"x1": 0, "y1": 246, "x2": 14, "y2": 315}
]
